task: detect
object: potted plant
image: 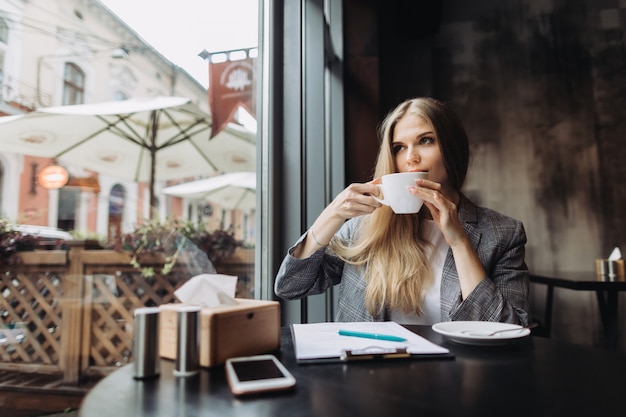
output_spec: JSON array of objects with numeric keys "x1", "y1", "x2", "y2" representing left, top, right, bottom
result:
[{"x1": 114, "y1": 218, "x2": 242, "y2": 278}]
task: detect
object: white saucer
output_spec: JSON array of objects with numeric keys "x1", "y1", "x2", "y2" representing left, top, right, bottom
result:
[{"x1": 431, "y1": 321, "x2": 531, "y2": 346}]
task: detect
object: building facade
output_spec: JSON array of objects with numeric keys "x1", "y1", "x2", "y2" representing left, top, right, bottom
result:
[{"x1": 0, "y1": 0, "x2": 219, "y2": 239}]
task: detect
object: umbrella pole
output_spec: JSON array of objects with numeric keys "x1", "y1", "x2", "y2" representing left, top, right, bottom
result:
[
  {"x1": 149, "y1": 111, "x2": 158, "y2": 218},
  {"x1": 149, "y1": 151, "x2": 156, "y2": 218}
]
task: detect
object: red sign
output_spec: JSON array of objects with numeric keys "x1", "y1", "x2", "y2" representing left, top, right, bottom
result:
[
  {"x1": 38, "y1": 165, "x2": 69, "y2": 189},
  {"x1": 209, "y1": 55, "x2": 256, "y2": 138}
]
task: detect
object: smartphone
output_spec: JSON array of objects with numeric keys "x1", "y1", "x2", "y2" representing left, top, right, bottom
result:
[{"x1": 225, "y1": 354, "x2": 296, "y2": 395}]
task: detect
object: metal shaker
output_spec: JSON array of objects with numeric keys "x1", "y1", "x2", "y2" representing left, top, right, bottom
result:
[
  {"x1": 133, "y1": 306, "x2": 161, "y2": 379},
  {"x1": 173, "y1": 305, "x2": 202, "y2": 377}
]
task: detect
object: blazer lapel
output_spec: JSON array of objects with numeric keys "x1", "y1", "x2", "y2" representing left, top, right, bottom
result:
[{"x1": 458, "y1": 195, "x2": 482, "y2": 249}]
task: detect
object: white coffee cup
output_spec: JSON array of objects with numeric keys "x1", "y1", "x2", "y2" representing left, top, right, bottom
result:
[{"x1": 374, "y1": 172, "x2": 427, "y2": 214}]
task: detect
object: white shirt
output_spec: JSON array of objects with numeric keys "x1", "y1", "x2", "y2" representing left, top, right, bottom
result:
[{"x1": 389, "y1": 220, "x2": 449, "y2": 325}]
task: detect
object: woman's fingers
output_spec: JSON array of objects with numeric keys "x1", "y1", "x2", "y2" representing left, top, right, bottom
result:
[
  {"x1": 410, "y1": 181, "x2": 446, "y2": 209},
  {"x1": 329, "y1": 182, "x2": 382, "y2": 219},
  {"x1": 411, "y1": 180, "x2": 466, "y2": 243}
]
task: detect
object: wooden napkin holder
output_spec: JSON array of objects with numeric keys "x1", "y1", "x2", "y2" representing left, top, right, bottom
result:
[
  {"x1": 595, "y1": 259, "x2": 625, "y2": 281},
  {"x1": 159, "y1": 299, "x2": 280, "y2": 367}
]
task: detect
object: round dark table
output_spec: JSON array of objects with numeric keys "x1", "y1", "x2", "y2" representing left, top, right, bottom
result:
[{"x1": 80, "y1": 326, "x2": 626, "y2": 417}]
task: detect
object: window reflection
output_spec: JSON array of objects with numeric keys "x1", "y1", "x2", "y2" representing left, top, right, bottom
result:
[
  {"x1": 57, "y1": 187, "x2": 78, "y2": 231},
  {"x1": 108, "y1": 184, "x2": 125, "y2": 242}
]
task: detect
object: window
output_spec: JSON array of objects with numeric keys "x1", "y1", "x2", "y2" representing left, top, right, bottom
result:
[
  {"x1": 0, "y1": 18, "x2": 8, "y2": 93},
  {"x1": 0, "y1": 18, "x2": 7, "y2": 43},
  {"x1": 0, "y1": 49, "x2": 4, "y2": 87},
  {"x1": 57, "y1": 187, "x2": 79, "y2": 231},
  {"x1": 108, "y1": 184, "x2": 125, "y2": 242},
  {"x1": 63, "y1": 62, "x2": 85, "y2": 105},
  {"x1": 113, "y1": 91, "x2": 127, "y2": 101}
]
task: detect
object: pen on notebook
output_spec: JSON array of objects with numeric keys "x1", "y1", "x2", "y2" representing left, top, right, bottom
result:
[{"x1": 338, "y1": 330, "x2": 407, "y2": 342}]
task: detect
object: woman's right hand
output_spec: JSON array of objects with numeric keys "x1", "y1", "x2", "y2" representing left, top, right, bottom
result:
[
  {"x1": 294, "y1": 181, "x2": 381, "y2": 258},
  {"x1": 325, "y1": 181, "x2": 382, "y2": 221}
]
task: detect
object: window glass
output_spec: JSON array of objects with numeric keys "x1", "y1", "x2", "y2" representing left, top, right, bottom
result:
[
  {"x1": 108, "y1": 184, "x2": 125, "y2": 241},
  {"x1": 0, "y1": 18, "x2": 7, "y2": 43},
  {"x1": 0, "y1": 49, "x2": 4, "y2": 86},
  {"x1": 57, "y1": 187, "x2": 78, "y2": 231},
  {"x1": 63, "y1": 62, "x2": 85, "y2": 105},
  {"x1": 113, "y1": 91, "x2": 127, "y2": 101},
  {"x1": 0, "y1": 18, "x2": 7, "y2": 87}
]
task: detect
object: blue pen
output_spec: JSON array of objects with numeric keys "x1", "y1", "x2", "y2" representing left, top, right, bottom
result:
[{"x1": 338, "y1": 329, "x2": 407, "y2": 342}]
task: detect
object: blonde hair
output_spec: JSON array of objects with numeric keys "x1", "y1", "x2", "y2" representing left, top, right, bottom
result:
[{"x1": 330, "y1": 97, "x2": 469, "y2": 317}]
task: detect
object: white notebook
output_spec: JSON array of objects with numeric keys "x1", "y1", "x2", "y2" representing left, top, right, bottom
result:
[{"x1": 291, "y1": 321, "x2": 451, "y2": 363}]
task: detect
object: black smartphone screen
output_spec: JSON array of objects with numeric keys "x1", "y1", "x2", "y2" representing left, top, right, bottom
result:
[{"x1": 231, "y1": 359, "x2": 285, "y2": 381}]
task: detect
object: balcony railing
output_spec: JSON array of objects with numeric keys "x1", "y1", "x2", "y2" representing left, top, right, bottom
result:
[{"x1": 1, "y1": 76, "x2": 52, "y2": 110}]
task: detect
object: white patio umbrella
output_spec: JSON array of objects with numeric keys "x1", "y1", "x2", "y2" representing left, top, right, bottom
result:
[
  {"x1": 0, "y1": 96, "x2": 256, "y2": 214},
  {"x1": 162, "y1": 172, "x2": 256, "y2": 210}
]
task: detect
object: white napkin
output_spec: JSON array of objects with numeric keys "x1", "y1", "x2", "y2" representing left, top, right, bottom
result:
[
  {"x1": 608, "y1": 247, "x2": 622, "y2": 261},
  {"x1": 174, "y1": 273, "x2": 238, "y2": 307}
]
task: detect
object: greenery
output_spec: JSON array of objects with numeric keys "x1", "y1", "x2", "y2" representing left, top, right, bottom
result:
[
  {"x1": 114, "y1": 218, "x2": 243, "y2": 278},
  {"x1": 0, "y1": 217, "x2": 242, "y2": 276},
  {"x1": 69, "y1": 230, "x2": 107, "y2": 245}
]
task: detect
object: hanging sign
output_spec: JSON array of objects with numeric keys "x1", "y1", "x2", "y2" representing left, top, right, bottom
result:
[
  {"x1": 208, "y1": 50, "x2": 256, "y2": 138},
  {"x1": 38, "y1": 165, "x2": 69, "y2": 189},
  {"x1": 66, "y1": 176, "x2": 101, "y2": 193}
]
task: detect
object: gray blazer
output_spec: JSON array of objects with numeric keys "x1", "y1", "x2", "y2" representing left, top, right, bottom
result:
[{"x1": 274, "y1": 196, "x2": 530, "y2": 325}]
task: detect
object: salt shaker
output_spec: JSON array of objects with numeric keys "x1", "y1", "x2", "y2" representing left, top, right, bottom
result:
[
  {"x1": 133, "y1": 306, "x2": 161, "y2": 379},
  {"x1": 173, "y1": 305, "x2": 202, "y2": 377}
]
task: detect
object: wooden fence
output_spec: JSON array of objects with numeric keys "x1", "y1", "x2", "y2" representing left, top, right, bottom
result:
[{"x1": 0, "y1": 242, "x2": 254, "y2": 385}]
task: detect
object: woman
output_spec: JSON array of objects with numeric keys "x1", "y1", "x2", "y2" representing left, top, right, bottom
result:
[{"x1": 274, "y1": 97, "x2": 530, "y2": 325}]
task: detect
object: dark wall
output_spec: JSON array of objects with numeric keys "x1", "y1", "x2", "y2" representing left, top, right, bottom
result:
[
  {"x1": 343, "y1": 0, "x2": 380, "y2": 182},
  {"x1": 343, "y1": 0, "x2": 626, "y2": 351},
  {"x1": 344, "y1": 0, "x2": 443, "y2": 182}
]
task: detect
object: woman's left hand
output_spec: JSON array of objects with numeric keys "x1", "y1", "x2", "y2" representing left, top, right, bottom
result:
[{"x1": 410, "y1": 179, "x2": 465, "y2": 247}]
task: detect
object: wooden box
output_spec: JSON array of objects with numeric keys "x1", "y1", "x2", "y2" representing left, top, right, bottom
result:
[{"x1": 158, "y1": 299, "x2": 281, "y2": 367}]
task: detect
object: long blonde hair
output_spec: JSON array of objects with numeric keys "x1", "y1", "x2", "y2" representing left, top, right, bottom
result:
[{"x1": 331, "y1": 97, "x2": 470, "y2": 317}]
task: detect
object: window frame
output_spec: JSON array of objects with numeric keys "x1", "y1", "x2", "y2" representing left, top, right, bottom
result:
[{"x1": 257, "y1": 0, "x2": 344, "y2": 324}]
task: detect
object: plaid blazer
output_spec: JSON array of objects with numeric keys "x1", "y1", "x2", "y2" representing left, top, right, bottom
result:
[{"x1": 274, "y1": 196, "x2": 530, "y2": 325}]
